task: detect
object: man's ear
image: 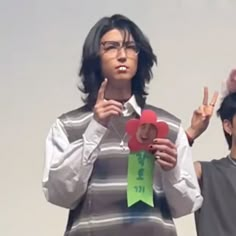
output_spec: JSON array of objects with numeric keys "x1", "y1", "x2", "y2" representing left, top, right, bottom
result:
[{"x1": 223, "y1": 119, "x2": 232, "y2": 136}]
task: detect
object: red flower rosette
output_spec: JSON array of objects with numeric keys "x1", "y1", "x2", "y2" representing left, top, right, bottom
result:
[{"x1": 125, "y1": 110, "x2": 169, "y2": 152}]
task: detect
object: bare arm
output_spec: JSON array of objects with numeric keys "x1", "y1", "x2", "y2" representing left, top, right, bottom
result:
[{"x1": 194, "y1": 161, "x2": 202, "y2": 181}]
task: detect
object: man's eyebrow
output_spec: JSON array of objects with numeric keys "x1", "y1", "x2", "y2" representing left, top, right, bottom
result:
[{"x1": 101, "y1": 40, "x2": 136, "y2": 44}]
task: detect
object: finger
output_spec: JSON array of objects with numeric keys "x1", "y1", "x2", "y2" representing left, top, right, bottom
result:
[
  {"x1": 149, "y1": 142, "x2": 176, "y2": 156},
  {"x1": 194, "y1": 107, "x2": 203, "y2": 115},
  {"x1": 103, "y1": 105, "x2": 123, "y2": 114},
  {"x1": 205, "y1": 91, "x2": 219, "y2": 116},
  {"x1": 155, "y1": 151, "x2": 177, "y2": 163},
  {"x1": 94, "y1": 101, "x2": 123, "y2": 121},
  {"x1": 105, "y1": 100, "x2": 123, "y2": 110},
  {"x1": 97, "y1": 110, "x2": 121, "y2": 120},
  {"x1": 200, "y1": 105, "x2": 206, "y2": 118},
  {"x1": 204, "y1": 106, "x2": 214, "y2": 117},
  {"x1": 150, "y1": 144, "x2": 177, "y2": 157},
  {"x1": 96, "y1": 105, "x2": 122, "y2": 117},
  {"x1": 209, "y1": 91, "x2": 219, "y2": 107},
  {"x1": 156, "y1": 159, "x2": 175, "y2": 170},
  {"x1": 97, "y1": 78, "x2": 108, "y2": 102},
  {"x1": 152, "y1": 138, "x2": 176, "y2": 149},
  {"x1": 95, "y1": 99, "x2": 123, "y2": 111},
  {"x1": 202, "y1": 86, "x2": 208, "y2": 105}
]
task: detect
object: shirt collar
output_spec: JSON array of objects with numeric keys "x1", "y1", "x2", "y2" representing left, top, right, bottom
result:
[{"x1": 122, "y1": 95, "x2": 141, "y2": 117}]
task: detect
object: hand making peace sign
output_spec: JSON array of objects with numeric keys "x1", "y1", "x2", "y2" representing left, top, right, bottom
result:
[{"x1": 186, "y1": 87, "x2": 219, "y2": 140}]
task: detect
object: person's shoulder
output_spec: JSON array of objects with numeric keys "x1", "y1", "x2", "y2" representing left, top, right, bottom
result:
[
  {"x1": 144, "y1": 104, "x2": 180, "y2": 123},
  {"x1": 200, "y1": 157, "x2": 227, "y2": 164},
  {"x1": 58, "y1": 105, "x2": 92, "y2": 122},
  {"x1": 199, "y1": 157, "x2": 228, "y2": 170},
  {"x1": 194, "y1": 159, "x2": 220, "y2": 180}
]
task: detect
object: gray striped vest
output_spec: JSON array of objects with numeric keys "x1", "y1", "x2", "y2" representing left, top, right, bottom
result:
[{"x1": 59, "y1": 104, "x2": 180, "y2": 236}]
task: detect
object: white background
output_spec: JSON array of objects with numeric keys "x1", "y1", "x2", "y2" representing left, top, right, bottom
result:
[{"x1": 1, "y1": 0, "x2": 236, "y2": 235}]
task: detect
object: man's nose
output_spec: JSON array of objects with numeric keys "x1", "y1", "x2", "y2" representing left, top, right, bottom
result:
[
  {"x1": 141, "y1": 127, "x2": 150, "y2": 138},
  {"x1": 117, "y1": 47, "x2": 127, "y2": 62}
]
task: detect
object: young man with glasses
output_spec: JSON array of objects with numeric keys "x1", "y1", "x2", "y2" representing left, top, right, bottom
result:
[{"x1": 42, "y1": 14, "x2": 202, "y2": 236}]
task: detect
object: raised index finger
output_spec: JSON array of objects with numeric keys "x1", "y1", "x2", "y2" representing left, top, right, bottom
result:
[{"x1": 97, "y1": 78, "x2": 108, "y2": 102}]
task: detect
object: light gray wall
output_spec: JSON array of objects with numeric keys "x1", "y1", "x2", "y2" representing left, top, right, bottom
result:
[{"x1": 1, "y1": 0, "x2": 236, "y2": 235}]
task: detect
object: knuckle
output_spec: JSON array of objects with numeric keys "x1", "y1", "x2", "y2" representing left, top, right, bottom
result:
[{"x1": 94, "y1": 104, "x2": 100, "y2": 110}]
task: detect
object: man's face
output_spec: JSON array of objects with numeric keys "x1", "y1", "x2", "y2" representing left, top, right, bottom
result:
[
  {"x1": 99, "y1": 29, "x2": 138, "y2": 83},
  {"x1": 136, "y1": 124, "x2": 157, "y2": 144},
  {"x1": 230, "y1": 116, "x2": 236, "y2": 145},
  {"x1": 223, "y1": 115, "x2": 236, "y2": 147}
]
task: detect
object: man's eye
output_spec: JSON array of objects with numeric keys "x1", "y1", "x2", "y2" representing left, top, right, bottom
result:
[
  {"x1": 127, "y1": 45, "x2": 136, "y2": 49},
  {"x1": 105, "y1": 45, "x2": 117, "y2": 50}
]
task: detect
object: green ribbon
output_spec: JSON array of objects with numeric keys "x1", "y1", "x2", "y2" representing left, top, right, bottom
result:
[{"x1": 127, "y1": 150, "x2": 155, "y2": 207}]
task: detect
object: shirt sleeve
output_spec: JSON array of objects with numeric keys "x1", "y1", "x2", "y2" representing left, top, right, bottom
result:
[
  {"x1": 42, "y1": 117, "x2": 107, "y2": 209},
  {"x1": 161, "y1": 126, "x2": 203, "y2": 218}
]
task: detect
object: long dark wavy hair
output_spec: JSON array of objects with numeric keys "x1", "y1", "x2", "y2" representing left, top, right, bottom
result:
[{"x1": 79, "y1": 14, "x2": 157, "y2": 110}]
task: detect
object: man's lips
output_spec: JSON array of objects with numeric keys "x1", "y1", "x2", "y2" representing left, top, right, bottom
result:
[{"x1": 115, "y1": 65, "x2": 129, "y2": 72}]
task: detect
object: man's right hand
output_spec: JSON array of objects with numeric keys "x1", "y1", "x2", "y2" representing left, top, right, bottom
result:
[{"x1": 93, "y1": 78, "x2": 123, "y2": 127}]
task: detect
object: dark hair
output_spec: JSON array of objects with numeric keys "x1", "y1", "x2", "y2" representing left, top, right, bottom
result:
[
  {"x1": 79, "y1": 14, "x2": 157, "y2": 110},
  {"x1": 217, "y1": 92, "x2": 236, "y2": 149}
]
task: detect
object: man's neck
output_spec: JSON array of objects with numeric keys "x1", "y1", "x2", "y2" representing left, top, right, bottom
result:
[
  {"x1": 230, "y1": 145, "x2": 236, "y2": 160},
  {"x1": 105, "y1": 81, "x2": 132, "y2": 101}
]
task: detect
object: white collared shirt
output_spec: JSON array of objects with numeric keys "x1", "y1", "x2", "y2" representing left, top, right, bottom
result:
[{"x1": 42, "y1": 96, "x2": 203, "y2": 217}]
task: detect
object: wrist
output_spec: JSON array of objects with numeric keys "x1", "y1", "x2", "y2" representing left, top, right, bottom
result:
[
  {"x1": 186, "y1": 127, "x2": 199, "y2": 140},
  {"x1": 93, "y1": 115, "x2": 108, "y2": 128},
  {"x1": 185, "y1": 128, "x2": 195, "y2": 146}
]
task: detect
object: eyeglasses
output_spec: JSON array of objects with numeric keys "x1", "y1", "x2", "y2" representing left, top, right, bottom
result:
[{"x1": 100, "y1": 41, "x2": 140, "y2": 57}]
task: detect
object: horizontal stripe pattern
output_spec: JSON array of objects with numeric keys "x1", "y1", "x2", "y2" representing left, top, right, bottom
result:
[{"x1": 60, "y1": 104, "x2": 180, "y2": 236}]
